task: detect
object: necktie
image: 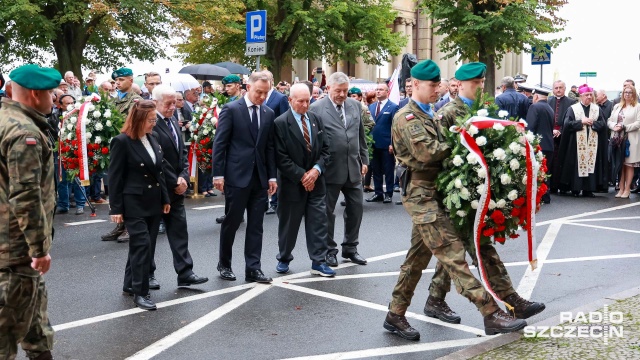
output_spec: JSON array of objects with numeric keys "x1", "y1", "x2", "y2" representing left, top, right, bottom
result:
[
  {"x1": 376, "y1": 101, "x2": 381, "y2": 117},
  {"x1": 336, "y1": 104, "x2": 345, "y2": 127},
  {"x1": 250, "y1": 105, "x2": 259, "y2": 139},
  {"x1": 301, "y1": 114, "x2": 311, "y2": 152},
  {"x1": 165, "y1": 118, "x2": 178, "y2": 147}
]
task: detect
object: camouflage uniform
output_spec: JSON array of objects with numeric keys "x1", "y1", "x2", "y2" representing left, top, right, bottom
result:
[
  {"x1": 113, "y1": 91, "x2": 142, "y2": 116},
  {"x1": 428, "y1": 97, "x2": 516, "y2": 301},
  {"x1": 360, "y1": 102, "x2": 375, "y2": 131},
  {"x1": 389, "y1": 98, "x2": 499, "y2": 317},
  {"x1": 0, "y1": 98, "x2": 55, "y2": 359}
]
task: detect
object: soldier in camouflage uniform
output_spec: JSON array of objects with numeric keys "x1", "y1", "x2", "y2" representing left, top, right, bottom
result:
[
  {"x1": 425, "y1": 62, "x2": 545, "y2": 325},
  {"x1": 383, "y1": 60, "x2": 527, "y2": 341},
  {"x1": 348, "y1": 87, "x2": 375, "y2": 131},
  {"x1": 0, "y1": 64, "x2": 59, "y2": 360}
]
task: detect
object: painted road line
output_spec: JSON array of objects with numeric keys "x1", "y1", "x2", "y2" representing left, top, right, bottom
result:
[
  {"x1": 64, "y1": 219, "x2": 107, "y2": 226},
  {"x1": 564, "y1": 222, "x2": 640, "y2": 234},
  {"x1": 567, "y1": 216, "x2": 640, "y2": 223},
  {"x1": 516, "y1": 221, "x2": 562, "y2": 299},
  {"x1": 192, "y1": 205, "x2": 225, "y2": 210},
  {"x1": 537, "y1": 202, "x2": 640, "y2": 226},
  {"x1": 126, "y1": 285, "x2": 270, "y2": 360}
]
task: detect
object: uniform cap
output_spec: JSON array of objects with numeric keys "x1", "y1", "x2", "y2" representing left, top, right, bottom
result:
[
  {"x1": 410, "y1": 59, "x2": 441, "y2": 82},
  {"x1": 514, "y1": 74, "x2": 527, "y2": 83},
  {"x1": 348, "y1": 87, "x2": 362, "y2": 96},
  {"x1": 111, "y1": 67, "x2": 133, "y2": 80},
  {"x1": 455, "y1": 62, "x2": 487, "y2": 81},
  {"x1": 533, "y1": 86, "x2": 551, "y2": 96},
  {"x1": 202, "y1": 81, "x2": 212, "y2": 87},
  {"x1": 9, "y1": 64, "x2": 62, "y2": 90},
  {"x1": 518, "y1": 82, "x2": 534, "y2": 92},
  {"x1": 221, "y1": 75, "x2": 241, "y2": 85}
]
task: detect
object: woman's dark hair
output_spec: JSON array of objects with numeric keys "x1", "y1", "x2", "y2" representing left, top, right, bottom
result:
[{"x1": 121, "y1": 100, "x2": 156, "y2": 140}]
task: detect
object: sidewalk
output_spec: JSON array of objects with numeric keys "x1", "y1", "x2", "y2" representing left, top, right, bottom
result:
[{"x1": 468, "y1": 293, "x2": 640, "y2": 360}]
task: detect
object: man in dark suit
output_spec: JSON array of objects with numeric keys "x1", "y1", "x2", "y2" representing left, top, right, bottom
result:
[
  {"x1": 527, "y1": 87, "x2": 555, "y2": 204},
  {"x1": 263, "y1": 70, "x2": 291, "y2": 215},
  {"x1": 272, "y1": 84, "x2": 335, "y2": 276},
  {"x1": 309, "y1": 72, "x2": 369, "y2": 267},
  {"x1": 367, "y1": 83, "x2": 399, "y2": 204},
  {"x1": 150, "y1": 85, "x2": 209, "y2": 289},
  {"x1": 212, "y1": 71, "x2": 278, "y2": 283}
]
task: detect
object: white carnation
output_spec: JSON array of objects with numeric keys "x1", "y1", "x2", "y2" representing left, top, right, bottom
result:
[
  {"x1": 493, "y1": 148, "x2": 507, "y2": 161},
  {"x1": 95, "y1": 136, "x2": 102, "y2": 144},
  {"x1": 488, "y1": 199, "x2": 496, "y2": 209},
  {"x1": 525, "y1": 131, "x2": 535, "y2": 143},
  {"x1": 476, "y1": 184, "x2": 486, "y2": 195},
  {"x1": 500, "y1": 173, "x2": 512, "y2": 185},
  {"x1": 507, "y1": 190, "x2": 518, "y2": 201},
  {"x1": 85, "y1": 132, "x2": 92, "y2": 139},
  {"x1": 94, "y1": 123, "x2": 103, "y2": 131},
  {"x1": 493, "y1": 123, "x2": 505, "y2": 131},
  {"x1": 477, "y1": 167, "x2": 487, "y2": 178},
  {"x1": 520, "y1": 147, "x2": 528, "y2": 157},
  {"x1": 70, "y1": 116, "x2": 77, "y2": 123},
  {"x1": 509, "y1": 142, "x2": 522, "y2": 154},
  {"x1": 193, "y1": 135, "x2": 198, "y2": 140},
  {"x1": 459, "y1": 187, "x2": 470, "y2": 200},
  {"x1": 452, "y1": 155, "x2": 464, "y2": 167},
  {"x1": 203, "y1": 129, "x2": 209, "y2": 135},
  {"x1": 211, "y1": 117, "x2": 218, "y2": 125},
  {"x1": 103, "y1": 110, "x2": 112, "y2": 119},
  {"x1": 87, "y1": 104, "x2": 95, "y2": 112},
  {"x1": 496, "y1": 199, "x2": 507, "y2": 208},
  {"x1": 66, "y1": 123, "x2": 73, "y2": 131},
  {"x1": 456, "y1": 210, "x2": 467, "y2": 217},
  {"x1": 477, "y1": 109, "x2": 489, "y2": 117},
  {"x1": 93, "y1": 110, "x2": 101, "y2": 118},
  {"x1": 454, "y1": 178, "x2": 463, "y2": 188},
  {"x1": 522, "y1": 175, "x2": 528, "y2": 184},
  {"x1": 59, "y1": 128, "x2": 65, "y2": 136},
  {"x1": 537, "y1": 151, "x2": 544, "y2": 161},
  {"x1": 471, "y1": 200, "x2": 479, "y2": 209},
  {"x1": 74, "y1": 103, "x2": 82, "y2": 109},
  {"x1": 105, "y1": 120, "x2": 112, "y2": 127},
  {"x1": 498, "y1": 110, "x2": 509, "y2": 118},
  {"x1": 466, "y1": 152, "x2": 478, "y2": 165},
  {"x1": 66, "y1": 133, "x2": 73, "y2": 140},
  {"x1": 206, "y1": 112, "x2": 212, "y2": 119},
  {"x1": 509, "y1": 158, "x2": 520, "y2": 170},
  {"x1": 195, "y1": 107, "x2": 201, "y2": 113},
  {"x1": 190, "y1": 125, "x2": 196, "y2": 132},
  {"x1": 476, "y1": 136, "x2": 487, "y2": 146},
  {"x1": 468, "y1": 125, "x2": 479, "y2": 135}
]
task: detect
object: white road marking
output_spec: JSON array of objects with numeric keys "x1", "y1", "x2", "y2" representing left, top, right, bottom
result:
[
  {"x1": 536, "y1": 202, "x2": 640, "y2": 226},
  {"x1": 279, "y1": 337, "x2": 489, "y2": 360},
  {"x1": 516, "y1": 221, "x2": 562, "y2": 299},
  {"x1": 191, "y1": 205, "x2": 225, "y2": 210},
  {"x1": 545, "y1": 253, "x2": 640, "y2": 264},
  {"x1": 64, "y1": 219, "x2": 107, "y2": 226},
  {"x1": 274, "y1": 282, "x2": 485, "y2": 336},
  {"x1": 565, "y1": 222, "x2": 640, "y2": 234},
  {"x1": 126, "y1": 285, "x2": 270, "y2": 360},
  {"x1": 567, "y1": 216, "x2": 640, "y2": 223}
]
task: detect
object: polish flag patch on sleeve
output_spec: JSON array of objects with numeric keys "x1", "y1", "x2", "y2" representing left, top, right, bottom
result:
[
  {"x1": 26, "y1": 137, "x2": 37, "y2": 145},
  {"x1": 405, "y1": 114, "x2": 415, "y2": 121}
]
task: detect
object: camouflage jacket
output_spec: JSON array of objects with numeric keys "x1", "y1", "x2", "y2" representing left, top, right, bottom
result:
[
  {"x1": 0, "y1": 98, "x2": 55, "y2": 267},
  {"x1": 360, "y1": 102, "x2": 375, "y2": 131},
  {"x1": 113, "y1": 91, "x2": 142, "y2": 116},
  {"x1": 437, "y1": 96, "x2": 470, "y2": 128}
]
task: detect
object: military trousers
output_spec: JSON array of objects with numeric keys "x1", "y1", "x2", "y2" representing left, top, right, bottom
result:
[
  {"x1": 0, "y1": 265, "x2": 54, "y2": 359},
  {"x1": 389, "y1": 209, "x2": 500, "y2": 318}
]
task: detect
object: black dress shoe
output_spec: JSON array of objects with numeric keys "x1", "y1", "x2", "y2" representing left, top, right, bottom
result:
[
  {"x1": 122, "y1": 287, "x2": 134, "y2": 296},
  {"x1": 266, "y1": 205, "x2": 276, "y2": 215},
  {"x1": 582, "y1": 191, "x2": 596, "y2": 198},
  {"x1": 102, "y1": 223, "x2": 125, "y2": 241},
  {"x1": 383, "y1": 195, "x2": 392, "y2": 203},
  {"x1": 217, "y1": 263, "x2": 236, "y2": 281},
  {"x1": 216, "y1": 215, "x2": 226, "y2": 224},
  {"x1": 340, "y1": 200, "x2": 346, "y2": 206},
  {"x1": 326, "y1": 253, "x2": 338, "y2": 267},
  {"x1": 245, "y1": 269, "x2": 272, "y2": 283},
  {"x1": 178, "y1": 273, "x2": 209, "y2": 287},
  {"x1": 133, "y1": 295, "x2": 157, "y2": 311},
  {"x1": 342, "y1": 252, "x2": 367, "y2": 265},
  {"x1": 366, "y1": 194, "x2": 384, "y2": 202},
  {"x1": 149, "y1": 276, "x2": 160, "y2": 290},
  {"x1": 117, "y1": 229, "x2": 130, "y2": 243}
]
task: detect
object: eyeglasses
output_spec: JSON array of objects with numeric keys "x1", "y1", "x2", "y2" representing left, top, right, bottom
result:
[{"x1": 147, "y1": 119, "x2": 158, "y2": 124}]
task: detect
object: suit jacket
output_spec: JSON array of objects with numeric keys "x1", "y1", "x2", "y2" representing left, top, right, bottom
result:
[
  {"x1": 309, "y1": 97, "x2": 368, "y2": 185},
  {"x1": 526, "y1": 101, "x2": 555, "y2": 152},
  {"x1": 108, "y1": 133, "x2": 169, "y2": 217},
  {"x1": 370, "y1": 100, "x2": 400, "y2": 148},
  {"x1": 153, "y1": 114, "x2": 190, "y2": 200},
  {"x1": 274, "y1": 109, "x2": 331, "y2": 201},
  {"x1": 212, "y1": 97, "x2": 277, "y2": 189},
  {"x1": 265, "y1": 90, "x2": 290, "y2": 119},
  {"x1": 174, "y1": 106, "x2": 193, "y2": 141},
  {"x1": 495, "y1": 88, "x2": 529, "y2": 119}
]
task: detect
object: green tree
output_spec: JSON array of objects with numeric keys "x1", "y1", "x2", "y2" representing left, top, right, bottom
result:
[
  {"x1": 420, "y1": 0, "x2": 569, "y2": 91},
  {"x1": 176, "y1": 0, "x2": 406, "y2": 82}
]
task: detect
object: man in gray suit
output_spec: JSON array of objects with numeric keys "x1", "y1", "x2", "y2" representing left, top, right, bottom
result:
[{"x1": 309, "y1": 72, "x2": 369, "y2": 267}]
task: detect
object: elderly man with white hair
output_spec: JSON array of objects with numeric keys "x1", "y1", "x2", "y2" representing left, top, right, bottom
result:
[{"x1": 64, "y1": 71, "x2": 82, "y2": 98}]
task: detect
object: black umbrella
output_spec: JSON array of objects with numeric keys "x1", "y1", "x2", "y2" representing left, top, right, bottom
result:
[
  {"x1": 179, "y1": 64, "x2": 231, "y2": 80},
  {"x1": 213, "y1": 62, "x2": 252, "y2": 75}
]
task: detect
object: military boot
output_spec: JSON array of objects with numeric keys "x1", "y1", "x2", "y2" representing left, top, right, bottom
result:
[
  {"x1": 383, "y1": 312, "x2": 420, "y2": 341},
  {"x1": 423, "y1": 295, "x2": 461, "y2": 324},
  {"x1": 483, "y1": 309, "x2": 527, "y2": 335},
  {"x1": 504, "y1": 293, "x2": 546, "y2": 319},
  {"x1": 101, "y1": 223, "x2": 125, "y2": 241},
  {"x1": 117, "y1": 229, "x2": 130, "y2": 243},
  {"x1": 32, "y1": 350, "x2": 53, "y2": 360}
]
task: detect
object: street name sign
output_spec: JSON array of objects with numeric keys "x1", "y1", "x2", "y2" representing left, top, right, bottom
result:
[{"x1": 579, "y1": 72, "x2": 597, "y2": 77}]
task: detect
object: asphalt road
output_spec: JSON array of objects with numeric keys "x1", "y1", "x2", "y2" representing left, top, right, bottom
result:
[{"x1": 37, "y1": 188, "x2": 640, "y2": 360}]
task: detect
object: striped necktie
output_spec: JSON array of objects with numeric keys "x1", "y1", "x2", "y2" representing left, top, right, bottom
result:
[{"x1": 301, "y1": 114, "x2": 311, "y2": 152}]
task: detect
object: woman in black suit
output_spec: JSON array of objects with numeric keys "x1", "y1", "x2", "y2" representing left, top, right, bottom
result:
[{"x1": 109, "y1": 100, "x2": 170, "y2": 310}]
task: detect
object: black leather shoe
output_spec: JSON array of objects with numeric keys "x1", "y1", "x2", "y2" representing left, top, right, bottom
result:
[
  {"x1": 245, "y1": 269, "x2": 272, "y2": 283},
  {"x1": 383, "y1": 195, "x2": 392, "y2": 203},
  {"x1": 122, "y1": 287, "x2": 134, "y2": 296},
  {"x1": 217, "y1": 263, "x2": 236, "y2": 281},
  {"x1": 133, "y1": 295, "x2": 157, "y2": 311},
  {"x1": 216, "y1": 215, "x2": 226, "y2": 224},
  {"x1": 366, "y1": 194, "x2": 384, "y2": 202},
  {"x1": 582, "y1": 191, "x2": 596, "y2": 198},
  {"x1": 178, "y1": 273, "x2": 209, "y2": 287},
  {"x1": 340, "y1": 200, "x2": 346, "y2": 206},
  {"x1": 117, "y1": 229, "x2": 130, "y2": 243},
  {"x1": 266, "y1": 205, "x2": 276, "y2": 215},
  {"x1": 342, "y1": 252, "x2": 367, "y2": 265},
  {"x1": 149, "y1": 276, "x2": 160, "y2": 290},
  {"x1": 102, "y1": 223, "x2": 125, "y2": 241},
  {"x1": 158, "y1": 222, "x2": 166, "y2": 234},
  {"x1": 326, "y1": 253, "x2": 338, "y2": 267}
]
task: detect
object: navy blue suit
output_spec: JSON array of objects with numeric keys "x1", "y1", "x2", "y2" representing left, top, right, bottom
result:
[
  {"x1": 495, "y1": 88, "x2": 529, "y2": 120},
  {"x1": 369, "y1": 100, "x2": 399, "y2": 197},
  {"x1": 212, "y1": 97, "x2": 277, "y2": 271}
]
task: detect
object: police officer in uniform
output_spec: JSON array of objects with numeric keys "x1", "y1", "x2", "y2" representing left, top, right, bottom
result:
[
  {"x1": 0, "y1": 64, "x2": 58, "y2": 360},
  {"x1": 383, "y1": 60, "x2": 528, "y2": 341}
]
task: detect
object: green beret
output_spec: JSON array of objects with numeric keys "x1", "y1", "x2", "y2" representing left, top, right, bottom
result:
[
  {"x1": 455, "y1": 62, "x2": 487, "y2": 81},
  {"x1": 111, "y1": 67, "x2": 133, "y2": 80},
  {"x1": 348, "y1": 87, "x2": 362, "y2": 96},
  {"x1": 410, "y1": 59, "x2": 441, "y2": 82},
  {"x1": 222, "y1": 75, "x2": 241, "y2": 85},
  {"x1": 9, "y1": 64, "x2": 62, "y2": 91}
]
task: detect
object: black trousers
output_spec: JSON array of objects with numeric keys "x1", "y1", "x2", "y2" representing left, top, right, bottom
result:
[
  {"x1": 124, "y1": 215, "x2": 161, "y2": 296},
  {"x1": 371, "y1": 148, "x2": 395, "y2": 196},
  {"x1": 219, "y1": 170, "x2": 267, "y2": 272},
  {"x1": 150, "y1": 195, "x2": 194, "y2": 279},
  {"x1": 325, "y1": 181, "x2": 363, "y2": 256}
]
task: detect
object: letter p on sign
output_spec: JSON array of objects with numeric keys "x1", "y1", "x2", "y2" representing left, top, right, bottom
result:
[{"x1": 251, "y1": 15, "x2": 261, "y2": 38}]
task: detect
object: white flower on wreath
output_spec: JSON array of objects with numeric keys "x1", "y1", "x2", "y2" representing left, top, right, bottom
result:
[
  {"x1": 60, "y1": 128, "x2": 65, "y2": 136},
  {"x1": 488, "y1": 199, "x2": 497, "y2": 210},
  {"x1": 206, "y1": 112, "x2": 212, "y2": 119},
  {"x1": 104, "y1": 110, "x2": 112, "y2": 119},
  {"x1": 93, "y1": 110, "x2": 101, "y2": 119},
  {"x1": 70, "y1": 116, "x2": 77, "y2": 123},
  {"x1": 85, "y1": 132, "x2": 92, "y2": 139},
  {"x1": 500, "y1": 173, "x2": 511, "y2": 185},
  {"x1": 193, "y1": 135, "x2": 198, "y2": 141},
  {"x1": 74, "y1": 103, "x2": 82, "y2": 109},
  {"x1": 525, "y1": 131, "x2": 535, "y2": 143},
  {"x1": 466, "y1": 152, "x2": 479, "y2": 165},
  {"x1": 493, "y1": 123, "x2": 505, "y2": 131},
  {"x1": 203, "y1": 129, "x2": 209, "y2": 136},
  {"x1": 508, "y1": 190, "x2": 518, "y2": 201},
  {"x1": 459, "y1": 187, "x2": 470, "y2": 200},
  {"x1": 106, "y1": 120, "x2": 112, "y2": 127},
  {"x1": 493, "y1": 148, "x2": 507, "y2": 161},
  {"x1": 211, "y1": 98, "x2": 219, "y2": 107},
  {"x1": 477, "y1": 109, "x2": 489, "y2": 117},
  {"x1": 520, "y1": 147, "x2": 528, "y2": 157},
  {"x1": 452, "y1": 155, "x2": 464, "y2": 166},
  {"x1": 94, "y1": 123, "x2": 103, "y2": 131},
  {"x1": 456, "y1": 210, "x2": 467, "y2": 217},
  {"x1": 95, "y1": 136, "x2": 102, "y2": 144},
  {"x1": 477, "y1": 167, "x2": 487, "y2": 179},
  {"x1": 476, "y1": 136, "x2": 487, "y2": 146},
  {"x1": 66, "y1": 105, "x2": 75, "y2": 112},
  {"x1": 454, "y1": 178, "x2": 463, "y2": 188},
  {"x1": 211, "y1": 117, "x2": 218, "y2": 125},
  {"x1": 519, "y1": 119, "x2": 528, "y2": 127},
  {"x1": 509, "y1": 142, "x2": 522, "y2": 154},
  {"x1": 471, "y1": 200, "x2": 479, "y2": 209},
  {"x1": 496, "y1": 199, "x2": 507, "y2": 208},
  {"x1": 66, "y1": 133, "x2": 73, "y2": 141},
  {"x1": 195, "y1": 107, "x2": 201, "y2": 113},
  {"x1": 468, "y1": 125, "x2": 479, "y2": 136},
  {"x1": 66, "y1": 123, "x2": 73, "y2": 131},
  {"x1": 522, "y1": 175, "x2": 528, "y2": 184},
  {"x1": 190, "y1": 125, "x2": 196, "y2": 132},
  {"x1": 476, "y1": 184, "x2": 486, "y2": 195},
  {"x1": 498, "y1": 110, "x2": 509, "y2": 118},
  {"x1": 509, "y1": 158, "x2": 520, "y2": 170},
  {"x1": 537, "y1": 151, "x2": 544, "y2": 161},
  {"x1": 87, "y1": 104, "x2": 95, "y2": 112}
]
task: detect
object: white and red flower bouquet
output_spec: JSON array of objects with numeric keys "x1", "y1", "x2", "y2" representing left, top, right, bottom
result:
[{"x1": 187, "y1": 93, "x2": 228, "y2": 177}]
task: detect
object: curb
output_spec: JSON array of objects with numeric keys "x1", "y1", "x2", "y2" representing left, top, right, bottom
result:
[{"x1": 437, "y1": 285, "x2": 640, "y2": 360}]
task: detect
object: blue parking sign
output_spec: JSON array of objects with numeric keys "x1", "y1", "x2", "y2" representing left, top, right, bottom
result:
[{"x1": 246, "y1": 10, "x2": 267, "y2": 43}]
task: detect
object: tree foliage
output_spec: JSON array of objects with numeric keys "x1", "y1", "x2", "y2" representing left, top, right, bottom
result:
[
  {"x1": 420, "y1": 0, "x2": 569, "y2": 91},
  {"x1": 176, "y1": 0, "x2": 406, "y2": 81}
]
